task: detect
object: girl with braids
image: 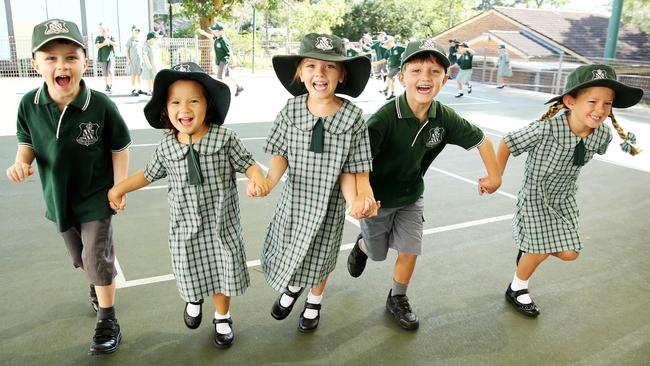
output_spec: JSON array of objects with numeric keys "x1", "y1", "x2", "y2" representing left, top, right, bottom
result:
[{"x1": 491, "y1": 64, "x2": 643, "y2": 317}]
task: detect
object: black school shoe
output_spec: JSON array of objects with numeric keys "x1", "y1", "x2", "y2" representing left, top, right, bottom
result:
[
  {"x1": 298, "y1": 302, "x2": 321, "y2": 333},
  {"x1": 184, "y1": 299, "x2": 203, "y2": 329},
  {"x1": 468, "y1": 85, "x2": 473, "y2": 94},
  {"x1": 212, "y1": 318, "x2": 234, "y2": 348},
  {"x1": 347, "y1": 234, "x2": 368, "y2": 278},
  {"x1": 89, "y1": 285, "x2": 99, "y2": 313},
  {"x1": 235, "y1": 86, "x2": 244, "y2": 97},
  {"x1": 385, "y1": 290, "x2": 419, "y2": 330},
  {"x1": 88, "y1": 318, "x2": 122, "y2": 355},
  {"x1": 271, "y1": 287, "x2": 304, "y2": 320},
  {"x1": 505, "y1": 284, "x2": 540, "y2": 318}
]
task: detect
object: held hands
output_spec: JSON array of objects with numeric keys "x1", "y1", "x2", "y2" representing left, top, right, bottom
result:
[
  {"x1": 6, "y1": 162, "x2": 34, "y2": 182},
  {"x1": 349, "y1": 196, "x2": 381, "y2": 219},
  {"x1": 246, "y1": 176, "x2": 271, "y2": 197},
  {"x1": 478, "y1": 175, "x2": 502, "y2": 196},
  {"x1": 107, "y1": 187, "x2": 127, "y2": 211}
]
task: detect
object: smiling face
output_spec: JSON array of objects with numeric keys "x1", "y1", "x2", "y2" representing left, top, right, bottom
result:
[
  {"x1": 297, "y1": 58, "x2": 346, "y2": 101},
  {"x1": 31, "y1": 40, "x2": 88, "y2": 106},
  {"x1": 399, "y1": 56, "x2": 448, "y2": 109},
  {"x1": 165, "y1": 80, "x2": 209, "y2": 141},
  {"x1": 563, "y1": 86, "x2": 614, "y2": 135}
]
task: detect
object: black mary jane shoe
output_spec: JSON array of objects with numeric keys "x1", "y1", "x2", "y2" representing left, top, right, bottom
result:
[
  {"x1": 184, "y1": 299, "x2": 203, "y2": 329},
  {"x1": 88, "y1": 318, "x2": 122, "y2": 355},
  {"x1": 212, "y1": 318, "x2": 234, "y2": 348},
  {"x1": 271, "y1": 287, "x2": 304, "y2": 320},
  {"x1": 298, "y1": 302, "x2": 321, "y2": 333},
  {"x1": 505, "y1": 284, "x2": 540, "y2": 318}
]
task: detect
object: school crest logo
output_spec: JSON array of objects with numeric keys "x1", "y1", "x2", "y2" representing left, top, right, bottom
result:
[
  {"x1": 419, "y1": 39, "x2": 437, "y2": 50},
  {"x1": 315, "y1": 37, "x2": 334, "y2": 51},
  {"x1": 592, "y1": 69, "x2": 608, "y2": 80},
  {"x1": 44, "y1": 20, "x2": 69, "y2": 35},
  {"x1": 172, "y1": 64, "x2": 191, "y2": 72},
  {"x1": 76, "y1": 122, "x2": 100, "y2": 146},
  {"x1": 426, "y1": 126, "x2": 444, "y2": 148}
]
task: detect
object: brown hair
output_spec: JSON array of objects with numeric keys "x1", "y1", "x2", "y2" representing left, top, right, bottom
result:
[
  {"x1": 158, "y1": 80, "x2": 221, "y2": 134},
  {"x1": 539, "y1": 91, "x2": 641, "y2": 156},
  {"x1": 291, "y1": 58, "x2": 347, "y2": 87},
  {"x1": 401, "y1": 53, "x2": 447, "y2": 74}
]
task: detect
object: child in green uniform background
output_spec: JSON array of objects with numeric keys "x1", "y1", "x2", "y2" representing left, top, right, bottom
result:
[
  {"x1": 198, "y1": 22, "x2": 244, "y2": 97},
  {"x1": 454, "y1": 42, "x2": 474, "y2": 98},
  {"x1": 7, "y1": 19, "x2": 131, "y2": 355},
  {"x1": 94, "y1": 23, "x2": 117, "y2": 93},
  {"x1": 347, "y1": 39, "x2": 501, "y2": 330},
  {"x1": 125, "y1": 25, "x2": 144, "y2": 96},
  {"x1": 497, "y1": 64, "x2": 643, "y2": 318},
  {"x1": 142, "y1": 31, "x2": 162, "y2": 96}
]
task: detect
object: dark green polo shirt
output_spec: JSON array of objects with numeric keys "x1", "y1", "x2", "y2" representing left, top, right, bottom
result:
[
  {"x1": 346, "y1": 48, "x2": 359, "y2": 57},
  {"x1": 367, "y1": 94, "x2": 484, "y2": 208},
  {"x1": 457, "y1": 52, "x2": 473, "y2": 70},
  {"x1": 448, "y1": 45, "x2": 458, "y2": 64},
  {"x1": 16, "y1": 80, "x2": 131, "y2": 232},
  {"x1": 370, "y1": 41, "x2": 387, "y2": 60},
  {"x1": 94, "y1": 36, "x2": 115, "y2": 62},
  {"x1": 213, "y1": 36, "x2": 232, "y2": 64},
  {"x1": 387, "y1": 45, "x2": 406, "y2": 69}
]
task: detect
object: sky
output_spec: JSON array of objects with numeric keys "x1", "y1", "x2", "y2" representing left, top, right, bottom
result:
[{"x1": 556, "y1": 0, "x2": 611, "y2": 15}]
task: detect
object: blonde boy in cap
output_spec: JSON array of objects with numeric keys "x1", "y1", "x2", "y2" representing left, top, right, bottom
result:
[
  {"x1": 346, "y1": 39, "x2": 501, "y2": 330},
  {"x1": 6, "y1": 19, "x2": 131, "y2": 355},
  {"x1": 197, "y1": 22, "x2": 244, "y2": 96}
]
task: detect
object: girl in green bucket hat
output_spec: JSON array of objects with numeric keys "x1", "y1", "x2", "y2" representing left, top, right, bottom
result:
[
  {"x1": 261, "y1": 33, "x2": 378, "y2": 332},
  {"x1": 495, "y1": 64, "x2": 643, "y2": 318}
]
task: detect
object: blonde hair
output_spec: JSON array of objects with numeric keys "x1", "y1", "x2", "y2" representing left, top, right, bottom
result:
[{"x1": 539, "y1": 98, "x2": 641, "y2": 156}]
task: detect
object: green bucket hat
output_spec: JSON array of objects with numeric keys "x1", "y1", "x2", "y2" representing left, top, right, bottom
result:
[
  {"x1": 272, "y1": 33, "x2": 371, "y2": 97},
  {"x1": 546, "y1": 64, "x2": 643, "y2": 108},
  {"x1": 400, "y1": 39, "x2": 450, "y2": 70},
  {"x1": 31, "y1": 19, "x2": 86, "y2": 53},
  {"x1": 144, "y1": 62, "x2": 231, "y2": 129}
]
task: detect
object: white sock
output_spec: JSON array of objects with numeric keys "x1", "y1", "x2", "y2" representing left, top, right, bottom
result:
[
  {"x1": 186, "y1": 302, "x2": 201, "y2": 317},
  {"x1": 359, "y1": 238, "x2": 368, "y2": 253},
  {"x1": 280, "y1": 286, "x2": 302, "y2": 307},
  {"x1": 214, "y1": 311, "x2": 231, "y2": 334},
  {"x1": 511, "y1": 273, "x2": 532, "y2": 304},
  {"x1": 303, "y1": 290, "x2": 322, "y2": 319}
]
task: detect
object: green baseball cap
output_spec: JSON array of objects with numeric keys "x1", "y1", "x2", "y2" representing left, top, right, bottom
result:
[
  {"x1": 32, "y1": 19, "x2": 85, "y2": 53},
  {"x1": 546, "y1": 64, "x2": 643, "y2": 108},
  {"x1": 272, "y1": 33, "x2": 371, "y2": 97},
  {"x1": 209, "y1": 22, "x2": 225, "y2": 31},
  {"x1": 400, "y1": 38, "x2": 450, "y2": 69},
  {"x1": 144, "y1": 62, "x2": 231, "y2": 128}
]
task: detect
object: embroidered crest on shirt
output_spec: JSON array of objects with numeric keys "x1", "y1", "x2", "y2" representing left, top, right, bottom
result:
[
  {"x1": 592, "y1": 69, "x2": 608, "y2": 80},
  {"x1": 419, "y1": 39, "x2": 436, "y2": 50},
  {"x1": 426, "y1": 127, "x2": 444, "y2": 148},
  {"x1": 76, "y1": 122, "x2": 100, "y2": 146},
  {"x1": 44, "y1": 20, "x2": 69, "y2": 35},
  {"x1": 315, "y1": 37, "x2": 334, "y2": 51},
  {"x1": 173, "y1": 64, "x2": 191, "y2": 72}
]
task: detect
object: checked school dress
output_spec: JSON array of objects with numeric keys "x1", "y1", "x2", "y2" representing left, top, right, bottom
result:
[
  {"x1": 261, "y1": 95, "x2": 373, "y2": 291},
  {"x1": 504, "y1": 112, "x2": 612, "y2": 253},
  {"x1": 144, "y1": 125, "x2": 255, "y2": 302}
]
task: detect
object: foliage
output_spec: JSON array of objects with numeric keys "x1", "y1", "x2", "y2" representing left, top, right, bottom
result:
[
  {"x1": 621, "y1": 0, "x2": 650, "y2": 34},
  {"x1": 477, "y1": 0, "x2": 568, "y2": 10}
]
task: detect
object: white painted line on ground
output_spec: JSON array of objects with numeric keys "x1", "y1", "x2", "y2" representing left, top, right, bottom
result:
[
  {"x1": 114, "y1": 257, "x2": 127, "y2": 288},
  {"x1": 116, "y1": 213, "x2": 513, "y2": 289}
]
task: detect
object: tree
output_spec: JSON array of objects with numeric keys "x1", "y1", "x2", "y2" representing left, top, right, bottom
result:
[
  {"x1": 621, "y1": 0, "x2": 650, "y2": 33},
  {"x1": 182, "y1": 0, "x2": 243, "y2": 31}
]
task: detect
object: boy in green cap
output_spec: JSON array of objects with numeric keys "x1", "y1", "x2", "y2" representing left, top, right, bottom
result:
[
  {"x1": 346, "y1": 38, "x2": 501, "y2": 330},
  {"x1": 197, "y1": 22, "x2": 244, "y2": 96},
  {"x1": 6, "y1": 19, "x2": 131, "y2": 355},
  {"x1": 498, "y1": 64, "x2": 643, "y2": 318}
]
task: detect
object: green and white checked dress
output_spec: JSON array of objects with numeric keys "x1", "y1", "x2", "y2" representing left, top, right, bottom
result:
[
  {"x1": 261, "y1": 95, "x2": 373, "y2": 291},
  {"x1": 144, "y1": 125, "x2": 255, "y2": 302},
  {"x1": 504, "y1": 112, "x2": 612, "y2": 253}
]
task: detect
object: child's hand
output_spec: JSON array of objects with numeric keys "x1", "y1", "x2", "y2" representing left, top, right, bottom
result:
[
  {"x1": 6, "y1": 162, "x2": 34, "y2": 182},
  {"x1": 254, "y1": 177, "x2": 271, "y2": 197},
  {"x1": 350, "y1": 196, "x2": 380, "y2": 219},
  {"x1": 107, "y1": 187, "x2": 126, "y2": 210},
  {"x1": 478, "y1": 176, "x2": 501, "y2": 195}
]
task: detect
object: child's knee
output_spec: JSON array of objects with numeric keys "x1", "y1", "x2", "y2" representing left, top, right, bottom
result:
[{"x1": 554, "y1": 250, "x2": 580, "y2": 261}]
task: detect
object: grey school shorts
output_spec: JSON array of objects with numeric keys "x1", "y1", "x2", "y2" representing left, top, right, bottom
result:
[
  {"x1": 359, "y1": 198, "x2": 424, "y2": 261},
  {"x1": 60, "y1": 217, "x2": 117, "y2": 286},
  {"x1": 217, "y1": 61, "x2": 231, "y2": 79},
  {"x1": 387, "y1": 67, "x2": 399, "y2": 78},
  {"x1": 99, "y1": 59, "x2": 115, "y2": 76}
]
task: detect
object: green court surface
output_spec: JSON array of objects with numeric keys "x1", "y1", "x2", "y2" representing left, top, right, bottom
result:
[{"x1": 1, "y1": 79, "x2": 649, "y2": 365}]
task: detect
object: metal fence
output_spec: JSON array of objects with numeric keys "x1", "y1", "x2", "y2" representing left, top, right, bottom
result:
[{"x1": 2, "y1": 36, "x2": 649, "y2": 104}]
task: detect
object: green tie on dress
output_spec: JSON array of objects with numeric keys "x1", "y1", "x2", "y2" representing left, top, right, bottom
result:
[
  {"x1": 187, "y1": 135, "x2": 202, "y2": 185},
  {"x1": 573, "y1": 139, "x2": 586, "y2": 167},
  {"x1": 309, "y1": 118, "x2": 324, "y2": 153}
]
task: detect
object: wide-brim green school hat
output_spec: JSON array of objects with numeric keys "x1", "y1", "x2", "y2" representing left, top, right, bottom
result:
[
  {"x1": 272, "y1": 33, "x2": 371, "y2": 97},
  {"x1": 546, "y1": 64, "x2": 643, "y2": 108},
  {"x1": 400, "y1": 38, "x2": 450, "y2": 70},
  {"x1": 144, "y1": 62, "x2": 231, "y2": 129},
  {"x1": 32, "y1": 19, "x2": 86, "y2": 53}
]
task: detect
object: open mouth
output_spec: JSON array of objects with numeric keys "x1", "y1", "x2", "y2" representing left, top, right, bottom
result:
[
  {"x1": 313, "y1": 81, "x2": 328, "y2": 91},
  {"x1": 416, "y1": 85, "x2": 432, "y2": 94},
  {"x1": 55, "y1": 76, "x2": 71, "y2": 87},
  {"x1": 178, "y1": 117, "x2": 194, "y2": 126}
]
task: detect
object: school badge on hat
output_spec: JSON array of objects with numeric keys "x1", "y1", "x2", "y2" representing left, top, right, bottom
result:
[
  {"x1": 32, "y1": 19, "x2": 86, "y2": 53},
  {"x1": 400, "y1": 38, "x2": 450, "y2": 69}
]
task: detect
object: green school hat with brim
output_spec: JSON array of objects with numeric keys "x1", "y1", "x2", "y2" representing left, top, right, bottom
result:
[
  {"x1": 209, "y1": 22, "x2": 225, "y2": 31},
  {"x1": 400, "y1": 38, "x2": 450, "y2": 70},
  {"x1": 144, "y1": 62, "x2": 231, "y2": 129},
  {"x1": 32, "y1": 19, "x2": 86, "y2": 53},
  {"x1": 272, "y1": 33, "x2": 371, "y2": 97},
  {"x1": 546, "y1": 64, "x2": 644, "y2": 108}
]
